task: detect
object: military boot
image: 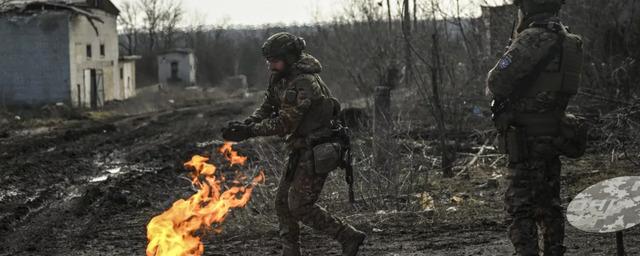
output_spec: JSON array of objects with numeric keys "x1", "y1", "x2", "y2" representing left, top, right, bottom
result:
[
  {"x1": 337, "y1": 225, "x2": 366, "y2": 256},
  {"x1": 281, "y1": 241, "x2": 301, "y2": 256},
  {"x1": 544, "y1": 245, "x2": 566, "y2": 256}
]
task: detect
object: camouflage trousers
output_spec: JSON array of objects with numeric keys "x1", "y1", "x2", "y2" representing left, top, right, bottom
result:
[
  {"x1": 275, "y1": 148, "x2": 346, "y2": 248},
  {"x1": 505, "y1": 138, "x2": 565, "y2": 256}
]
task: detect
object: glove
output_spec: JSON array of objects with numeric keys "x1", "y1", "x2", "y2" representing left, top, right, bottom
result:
[
  {"x1": 221, "y1": 123, "x2": 254, "y2": 142},
  {"x1": 227, "y1": 119, "x2": 255, "y2": 127},
  {"x1": 227, "y1": 120, "x2": 244, "y2": 127},
  {"x1": 243, "y1": 118, "x2": 257, "y2": 125}
]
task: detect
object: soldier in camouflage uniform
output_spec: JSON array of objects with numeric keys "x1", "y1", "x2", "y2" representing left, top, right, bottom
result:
[
  {"x1": 222, "y1": 32, "x2": 366, "y2": 256},
  {"x1": 487, "y1": 0, "x2": 585, "y2": 255}
]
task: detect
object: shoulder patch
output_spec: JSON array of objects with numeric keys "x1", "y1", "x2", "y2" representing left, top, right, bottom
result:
[
  {"x1": 289, "y1": 74, "x2": 322, "y2": 100},
  {"x1": 498, "y1": 54, "x2": 512, "y2": 70}
]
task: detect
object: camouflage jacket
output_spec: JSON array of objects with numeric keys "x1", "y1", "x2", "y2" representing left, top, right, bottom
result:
[
  {"x1": 487, "y1": 18, "x2": 561, "y2": 101},
  {"x1": 248, "y1": 53, "x2": 335, "y2": 138}
]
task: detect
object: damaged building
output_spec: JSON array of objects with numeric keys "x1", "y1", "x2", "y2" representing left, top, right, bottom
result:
[
  {"x1": 0, "y1": 0, "x2": 138, "y2": 108},
  {"x1": 157, "y1": 48, "x2": 197, "y2": 87}
]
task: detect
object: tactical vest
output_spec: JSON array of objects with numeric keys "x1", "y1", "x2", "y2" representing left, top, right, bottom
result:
[
  {"x1": 293, "y1": 74, "x2": 340, "y2": 137},
  {"x1": 513, "y1": 23, "x2": 584, "y2": 137},
  {"x1": 522, "y1": 24, "x2": 584, "y2": 98}
]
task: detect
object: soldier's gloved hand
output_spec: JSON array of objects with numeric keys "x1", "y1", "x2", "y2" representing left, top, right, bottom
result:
[
  {"x1": 227, "y1": 120, "x2": 244, "y2": 128},
  {"x1": 221, "y1": 123, "x2": 254, "y2": 142},
  {"x1": 243, "y1": 118, "x2": 256, "y2": 125}
]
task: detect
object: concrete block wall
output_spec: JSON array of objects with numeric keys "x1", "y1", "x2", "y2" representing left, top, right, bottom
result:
[{"x1": 0, "y1": 12, "x2": 71, "y2": 106}]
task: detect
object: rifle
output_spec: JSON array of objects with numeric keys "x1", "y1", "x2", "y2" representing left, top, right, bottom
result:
[
  {"x1": 286, "y1": 150, "x2": 301, "y2": 182},
  {"x1": 301, "y1": 121, "x2": 356, "y2": 204},
  {"x1": 344, "y1": 146, "x2": 355, "y2": 204},
  {"x1": 333, "y1": 121, "x2": 355, "y2": 204}
]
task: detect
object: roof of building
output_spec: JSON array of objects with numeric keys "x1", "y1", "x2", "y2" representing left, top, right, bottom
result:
[
  {"x1": 158, "y1": 48, "x2": 195, "y2": 55},
  {"x1": 120, "y1": 55, "x2": 142, "y2": 62},
  {"x1": 1, "y1": 0, "x2": 119, "y2": 16}
]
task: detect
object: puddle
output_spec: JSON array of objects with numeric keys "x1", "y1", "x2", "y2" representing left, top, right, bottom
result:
[
  {"x1": 88, "y1": 164, "x2": 158, "y2": 184},
  {"x1": 88, "y1": 150, "x2": 159, "y2": 184},
  {"x1": 90, "y1": 175, "x2": 109, "y2": 183},
  {"x1": 11, "y1": 127, "x2": 54, "y2": 137},
  {"x1": 106, "y1": 167, "x2": 122, "y2": 174}
]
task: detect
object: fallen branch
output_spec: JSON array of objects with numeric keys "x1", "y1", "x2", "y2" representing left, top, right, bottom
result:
[
  {"x1": 490, "y1": 155, "x2": 506, "y2": 167},
  {"x1": 455, "y1": 137, "x2": 491, "y2": 177},
  {"x1": 456, "y1": 153, "x2": 503, "y2": 158}
]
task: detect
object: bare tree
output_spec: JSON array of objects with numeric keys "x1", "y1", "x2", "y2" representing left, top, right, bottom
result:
[
  {"x1": 401, "y1": 0, "x2": 455, "y2": 177},
  {"x1": 451, "y1": 0, "x2": 480, "y2": 74},
  {"x1": 139, "y1": 0, "x2": 161, "y2": 51},
  {"x1": 386, "y1": 0, "x2": 393, "y2": 33},
  {"x1": 428, "y1": 0, "x2": 453, "y2": 178},
  {"x1": 157, "y1": 0, "x2": 183, "y2": 49},
  {"x1": 138, "y1": 0, "x2": 183, "y2": 51},
  {"x1": 118, "y1": 1, "x2": 140, "y2": 55},
  {"x1": 183, "y1": 11, "x2": 206, "y2": 50},
  {"x1": 0, "y1": 0, "x2": 11, "y2": 10},
  {"x1": 317, "y1": 0, "x2": 393, "y2": 103},
  {"x1": 403, "y1": 0, "x2": 412, "y2": 88}
]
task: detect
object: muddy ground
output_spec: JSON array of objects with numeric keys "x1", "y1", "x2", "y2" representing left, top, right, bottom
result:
[{"x1": 0, "y1": 95, "x2": 638, "y2": 256}]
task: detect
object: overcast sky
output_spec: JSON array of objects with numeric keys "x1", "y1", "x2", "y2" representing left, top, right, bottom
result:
[{"x1": 111, "y1": 0, "x2": 510, "y2": 27}]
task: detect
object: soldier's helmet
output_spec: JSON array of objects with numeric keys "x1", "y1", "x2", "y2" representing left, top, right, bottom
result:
[
  {"x1": 261, "y1": 32, "x2": 306, "y2": 63},
  {"x1": 514, "y1": 0, "x2": 564, "y2": 14}
]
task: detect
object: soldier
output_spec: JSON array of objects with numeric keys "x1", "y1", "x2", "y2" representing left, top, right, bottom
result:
[
  {"x1": 487, "y1": 0, "x2": 586, "y2": 255},
  {"x1": 221, "y1": 32, "x2": 366, "y2": 256}
]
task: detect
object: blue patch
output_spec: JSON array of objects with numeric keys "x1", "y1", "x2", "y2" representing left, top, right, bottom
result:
[{"x1": 498, "y1": 55, "x2": 512, "y2": 70}]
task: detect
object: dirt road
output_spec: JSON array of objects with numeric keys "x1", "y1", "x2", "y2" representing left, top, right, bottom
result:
[{"x1": 1, "y1": 98, "x2": 638, "y2": 256}]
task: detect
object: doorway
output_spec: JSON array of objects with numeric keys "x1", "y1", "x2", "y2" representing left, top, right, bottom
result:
[
  {"x1": 84, "y1": 69, "x2": 104, "y2": 109},
  {"x1": 170, "y1": 61, "x2": 180, "y2": 82}
]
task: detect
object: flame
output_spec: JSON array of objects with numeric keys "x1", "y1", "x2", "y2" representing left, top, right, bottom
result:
[
  {"x1": 218, "y1": 142, "x2": 248, "y2": 166},
  {"x1": 146, "y1": 142, "x2": 265, "y2": 256}
]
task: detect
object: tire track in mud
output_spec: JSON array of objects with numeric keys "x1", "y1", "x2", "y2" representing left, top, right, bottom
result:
[{"x1": 0, "y1": 99, "x2": 254, "y2": 255}]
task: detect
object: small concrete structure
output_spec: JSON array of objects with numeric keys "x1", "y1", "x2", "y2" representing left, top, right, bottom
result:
[
  {"x1": 157, "y1": 48, "x2": 196, "y2": 86},
  {"x1": 0, "y1": 0, "x2": 138, "y2": 108},
  {"x1": 119, "y1": 55, "x2": 140, "y2": 99}
]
